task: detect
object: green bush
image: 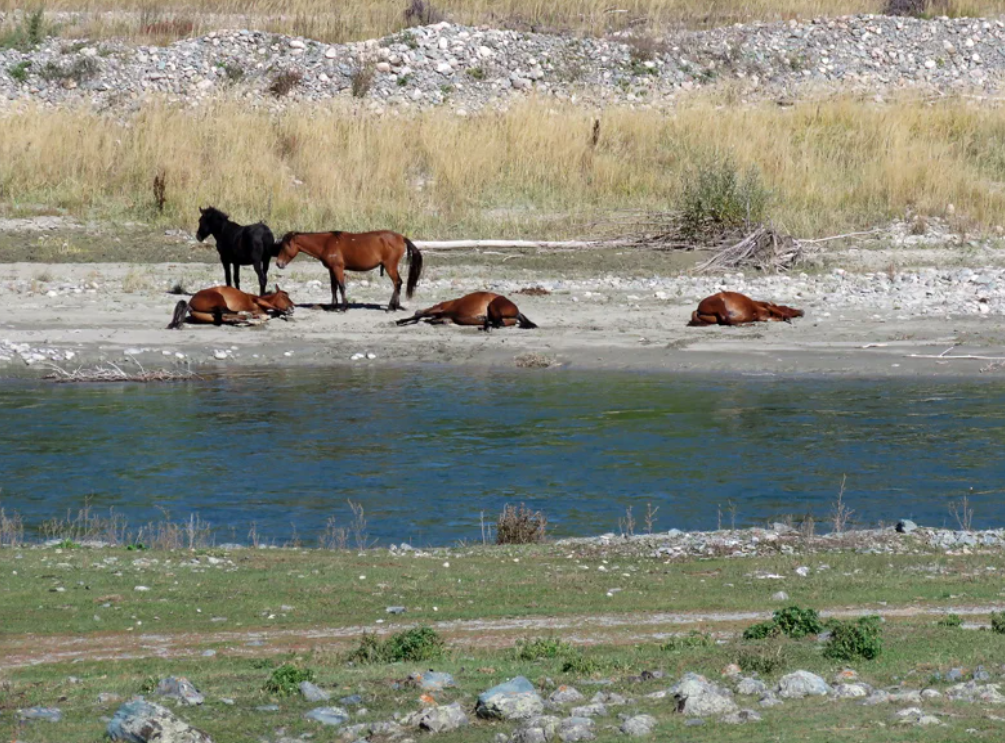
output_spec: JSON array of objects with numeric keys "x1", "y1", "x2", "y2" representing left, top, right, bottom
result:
[
  {"x1": 345, "y1": 627, "x2": 445, "y2": 664},
  {"x1": 661, "y1": 631, "x2": 715, "y2": 652},
  {"x1": 263, "y1": 664, "x2": 315, "y2": 695},
  {"x1": 0, "y1": 9, "x2": 46, "y2": 52},
  {"x1": 823, "y1": 616, "x2": 883, "y2": 661},
  {"x1": 677, "y1": 150, "x2": 770, "y2": 241},
  {"x1": 515, "y1": 636, "x2": 573, "y2": 661},
  {"x1": 743, "y1": 606, "x2": 821, "y2": 640},
  {"x1": 937, "y1": 613, "x2": 963, "y2": 628},
  {"x1": 7, "y1": 61, "x2": 30, "y2": 83},
  {"x1": 736, "y1": 643, "x2": 788, "y2": 675},
  {"x1": 561, "y1": 651, "x2": 601, "y2": 675},
  {"x1": 991, "y1": 611, "x2": 1005, "y2": 635}
]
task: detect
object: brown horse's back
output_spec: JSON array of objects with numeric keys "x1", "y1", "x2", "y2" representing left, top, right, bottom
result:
[
  {"x1": 188, "y1": 286, "x2": 260, "y2": 314},
  {"x1": 486, "y1": 296, "x2": 537, "y2": 330},
  {"x1": 169, "y1": 285, "x2": 293, "y2": 328},
  {"x1": 688, "y1": 291, "x2": 803, "y2": 326}
]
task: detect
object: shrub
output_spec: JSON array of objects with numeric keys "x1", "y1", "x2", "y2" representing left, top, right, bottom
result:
[
  {"x1": 0, "y1": 8, "x2": 46, "y2": 51},
  {"x1": 823, "y1": 616, "x2": 883, "y2": 661},
  {"x1": 264, "y1": 664, "x2": 316, "y2": 695},
  {"x1": 937, "y1": 613, "x2": 963, "y2": 628},
  {"x1": 269, "y1": 69, "x2": 302, "y2": 97},
  {"x1": 661, "y1": 631, "x2": 714, "y2": 652},
  {"x1": 345, "y1": 627, "x2": 445, "y2": 664},
  {"x1": 496, "y1": 503, "x2": 547, "y2": 545},
  {"x1": 561, "y1": 651, "x2": 600, "y2": 675},
  {"x1": 742, "y1": 620, "x2": 780, "y2": 641},
  {"x1": 773, "y1": 606, "x2": 823, "y2": 639},
  {"x1": 7, "y1": 61, "x2": 30, "y2": 83},
  {"x1": 403, "y1": 0, "x2": 445, "y2": 26},
  {"x1": 677, "y1": 150, "x2": 770, "y2": 241},
  {"x1": 39, "y1": 57, "x2": 98, "y2": 83},
  {"x1": 736, "y1": 642, "x2": 788, "y2": 675},
  {"x1": 350, "y1": 58, "x2": 376, "y2": 98},
  {"x1": 884, "y1": 0, "x2": 950, "y2": 17},
  {"x1": 990, "y1": 611, "x2": 1005, "y2": 635},
  {"x1": 515, "y1": 636, "x2": 573, "y2": 660}
]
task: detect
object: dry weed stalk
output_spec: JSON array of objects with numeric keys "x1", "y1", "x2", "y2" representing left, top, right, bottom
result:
[
  {"x1": 619, "y1": 505, "x2": 636, "y2": 537},
  {"x1": 644, "y1": 502, "x2": 659, "y2": 534},
  {"x1": 950, "y1": 494, "x2": 974, "y2": 531},
  {"x1": 829, "y1": 475, "x2": 855, "y2": 533},
  {"x1": 44, "y1": 360, "x2": 199, "y2": 383}
]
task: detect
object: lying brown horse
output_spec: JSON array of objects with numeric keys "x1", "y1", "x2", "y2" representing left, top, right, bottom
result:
[
  {"x1": 688, "y1": 291, "x2": 803, "y2": 327},
  {"x1": 396, "y1": 291, "x2": 537, "y2": 330},
  {"x1": 275, "y1": 230, "x2": 422, "y2": 312},
  {"x1": 167, "y1": 285, "x2": 294, "y2": 328}
]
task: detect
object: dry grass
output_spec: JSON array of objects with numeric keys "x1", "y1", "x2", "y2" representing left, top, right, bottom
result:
[
  {"x1": 1, "y1": 1, "x2": 995, "y2": 45},
  {"x1": 1, "y1": 94, "x2": 1005, "y2": 239}
]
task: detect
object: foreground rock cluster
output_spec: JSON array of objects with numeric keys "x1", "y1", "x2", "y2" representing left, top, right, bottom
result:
[{"x1": 1, "y1": 14, "x2": 1004, "y2": 111}]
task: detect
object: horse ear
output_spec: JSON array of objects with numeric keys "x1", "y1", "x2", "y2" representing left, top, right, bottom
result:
[
  {"x1": 199, "y1": 206, "x2": 206, "y2": 214},
  {"x1": 275, "y1": 284, "x2": 280, "y2": 293}
]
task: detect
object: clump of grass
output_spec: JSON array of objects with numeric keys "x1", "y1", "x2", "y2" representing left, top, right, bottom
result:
[
  {"x1": 269, "y1": 69, "x2": 302, "y2": 97},
  {"x1": 496, "y1": 503, "x2": 547, "y2": 545},
  {"x1": 624, "y1": 33, "x2": 669, "y2": 63},
  {"x1": 7, "y1": 60, "x2": 30, "y2": 83},
  {"x1": 264, "y1": 664, "x2": 316, "y2": 695},
  {"x1": 736, "y1": 641, "x2": 788, "y2": 675},
  {"x1": 743, "y1": 606, "x2": 822, "y2": 640},
  {"x1": 403, "y1": 0, "x2": 445, "y2": 26},
  {"x1": 39, "y1": 57, "x2": 99, "y2": 83},
  {"x1": 350, "y1": 56, "x2": 376, "y2": 98},
  {"x1": 677, "y1": 149, "x2": 770, "y2": 242},
  {"x1": 0, "y1": 8, "x2": 46, "y2": 52},
  {"x1": 990, "y1": 611, "x2": 1005, "y2": 635},
  {"x1": 515, "y1": 636, "x2": 574, "y2": 660},
  {"x1": 561, "y1": 650, "x2": 601, "y2": 675},
  {"x1": 345, "y1": 627, "x2": 445, "y2": 664},
  {"x1": 39, "y1": 502, "x2": 130, "y2": 546},
  {"x1": 823, "y1": 616, "x2": 883, "y2": 661},
  {"x1": 0, "y1": 506, "x2": 25, "y2": 547},
  {"x1": 218, "y1": 62, "x2": 244, "y2": 83},
  {"x1": 661, "y1": 631, "x2": 714, "y2": 652},
  {"x1": 937, "y1": 613, "x2": 963, "y2": 628},
  {"x1": 884, "y1": 0, "x2": 950, "y2": 16}
]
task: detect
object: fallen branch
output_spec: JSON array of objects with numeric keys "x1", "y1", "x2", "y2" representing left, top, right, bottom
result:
[{"x1": 43, "y1": 360, "x2": 201, "y2": 383}]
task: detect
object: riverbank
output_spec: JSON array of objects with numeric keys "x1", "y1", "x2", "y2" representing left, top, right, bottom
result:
[{"x1": 3, "y1": 234, "x2": 1005, "y2": 378}]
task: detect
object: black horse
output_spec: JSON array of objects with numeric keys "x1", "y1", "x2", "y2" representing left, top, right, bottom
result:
[{"x1": 195, "y1": 206, "x2": 278, "y2": 296}]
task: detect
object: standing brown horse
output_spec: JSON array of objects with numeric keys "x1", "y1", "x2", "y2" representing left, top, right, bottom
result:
[
  {"x1": 687, "y1": 291, "x2": 803, "y2": 326},
  {"x1": 275, "y1": 230, "x2": 422, "y2": 312},
  {"x1": 396, "y1": 292, "x2": 537, "y2": 330},
  {"x1": 167, "y1": 285, "x2": 294, "y2": 328}
]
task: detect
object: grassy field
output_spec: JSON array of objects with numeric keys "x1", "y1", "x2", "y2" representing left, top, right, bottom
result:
[
  {"x1": 2, "y1": 542, "x2": 1005, "y2": 742},
  {"x1": 0, "y1": 0, "x2": 997, "y2": 46},
  {"x1": 2, "y1": 94, "x2": 1004, "y2": 242}
]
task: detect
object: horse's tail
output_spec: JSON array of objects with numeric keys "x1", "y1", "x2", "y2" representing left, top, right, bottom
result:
[
  {"x1": 167, "y1": 300, "x2": 188, "y2": 329},
  {"x1": 517, "y1": 313, "x2": 538, "y2": 330},
  {"x1": 404, "y1": 238, "x2": 423, "y2": 299},
  {"x1": 262, "y1": 225, "x2": 279, "y2": 258}
]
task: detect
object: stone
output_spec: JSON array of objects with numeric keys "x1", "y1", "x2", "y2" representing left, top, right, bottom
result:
[
  {"x1": 107, "y1": 700, "x2": 212, "y2": 742},
  {"x1": 737, "y1": 678, "x2": 767, "y2": 696},
  {"x1": 669, "y1": 673, "x2": 738, "y2": 717},
  {"x1": 758, "y1": 692, "x2": 783, "y2": 707},
  {"x1": 771, "y1": 591, "x2": 789, "y2": 601},
  {"x1": 832, "y1": 683, "x2": 871, "y2": 699},
  {"x1": 339, "y1": 694, "x2": 365, "y2": 706},
  {"x1": 721, "y1": 708, "x2": 762, "y2": 724},
  {"x1": 549, "y1": 686, "x2": 584, "y2": 704},
  {"x1": 299, "y1": 681, "x2": 330, "y2": 702},
  {"x1": 777, "y1": 671, "x2": 830, "y2": 698},
  {"x1": 304, "y1": 706, "x2": 350, "y2": 726},
  {"x1": 386, "y1": 605, "x2": 406, "y2": 614},
  {"x1": 620, "y1": 714, "x2": 657, "y2": 736},
  {"x1": 477, "y1": 677, "x2": 544, "y2": 720},
  {"x1": 946, "y1": 682, "x2": 1005, "y2": 704},
  {"x1": 414, "y1": 701, "x2": 469, "y2": 733},
  {"x1": 156, "y1": 677, "x2": 204, "y2": 706},
  {"x1": 558, "y1": 716, "x2": 594, "y2": 742},
  {"x1": 18, "y1": 706, "x2": 62, "y2": 722},
  {"x1": 409, "y1": 671, "x2": 456, "y2": 691},
  {"x1": 896, "y1": 519, "x2": 917, "y2": 533},
  {"x1": 590, "y1": 691, "x2": 627, "y2": 705},
  {"x1": 569, "y1": 703, "x2": 606, "y2": 718},
  {"x1": 510, "y1": 715, "x2": 561, "y2": 743}
]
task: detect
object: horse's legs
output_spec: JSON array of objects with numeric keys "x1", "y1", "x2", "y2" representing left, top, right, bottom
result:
[
  {"x1": 233, "y1": 264, "x2": 241, "y2": 292},
  {"x1": 327, "y1": 266, "x2": 348, "y2": 311},
  {"x1": 253, "y1": 254, "x2": 267, "y2": 296},
  {"x1": 384, "y1": 262, "x2": 404, "y2": 311},
  {"x1": 222, "y1": 259, "x2": 233, "y2": 288}
]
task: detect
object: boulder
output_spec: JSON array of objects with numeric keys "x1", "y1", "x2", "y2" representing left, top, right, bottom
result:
[
  {"x1": 777, "y1": 671, "x2": 830, "y2": 699},
  {"x1": 477, "y1": 676, "x2": 544, "y2": 720},
  {"x1": 558, "y1": 716, "x2": 594, "y2": 742},
  {"x1": 669, "y1": 673, "x2": 738, "y2": 717},
  {"x1": 409, "y1": 670, "x2": 456, "y2": 691},
  {"x1": 299, "y1": 681, "x2": 330, "y2": 702},
  {"x1": 155, "y1": 677, "x2": 204, "y2": 706},
  {"x1": 509, "y1": 715, "x2": 561, "y2": 743},
  {"x1": 548, "y1": 686, "x2": 584, "y2": 705},
  {"x1": 620, "y1": 714, "x2": 657, "y2": 736},
  {"x1": 721, "y1": 708, "x2": 762, "y2": 724},
  {"x1": 107, "y1": 700, "x2": 212, "y2": 742},
  {"x1": 415, "y1": 701, "x2": 469, "y2": 733},
  {"x1": 18, "y1": 706, "x2": 62, "y2": 722},
  {"x1": 736, "y1": 677, "x2": 767, "y2": 696},
  {"x1": 304, "y1": 706, "x2": 350, "y2": 726}
]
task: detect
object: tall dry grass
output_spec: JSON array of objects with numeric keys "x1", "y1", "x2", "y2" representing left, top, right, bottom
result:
[
  {"x1": 1, "y1": 0, "x2": 997, "y2": 45},
  {"x1": 1, "y1": 94, "x2": 1004, "y2": 238}
]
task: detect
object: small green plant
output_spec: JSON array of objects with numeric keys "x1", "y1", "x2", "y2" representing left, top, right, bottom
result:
[
  {"x1": 937, "y1": 613, "x2": 963, "y2": 628},
  {"x1": 677, "y1": 149, "x2": 770, "y2": 241},
  {"x1": 661, "y1": 631, "x2": 715, "y2": 651},
  {"x1": 823, "y1": 616, "x2": 883, "y2": 661},
  {"x1": 345, "y1": 627, "x2": 445, "y2": 664},
  {"x1": 736, "y1": 642, "x2": 788, "y2": 675},
  {"x1": 742, "y1": 620, "x2": 780, "y2": 640},
  {"x1": 397, "y1": 73, "x2": 412, "y2": 86},
  {"x1": 0, "y1": 8, "x2": 46, "y2": 51},
  {"x1": 466, "y1": 66, "x2": 485, "y2": 80},
  {"x1": 515, "y1": 636, "x2": 573, "y2": 660},
  {"x1": 39, "y1": 57, "x2": 99, "y2": 83},
  {"x1": 54, "y1": 539, "x2": 80, "y2": 549},
  {"x1": 990, "y1": 611, "x2": 1005, "y2": 634},
  {"x1": 263, "y1": 664, "x2": 316, "y2": 695},
  {"x1": 250, "y1": 658, "x2": 276, "y2": 670},
  {"x1": 743, "y1": 606, "x2": 822, "y2": 640},
  {"x1": 217, "y1": 62, "x2": 244, "y2": 83},
  {"x1": 7, "y1": 61, "x2": 30, "y2": 83},
  {"x1": 561, "y1": 651, "x2": 601, "y2": 675},
  {"x1": 125, "y1": 543, "x2": 147, "y2": 551},
  {"x1": 139, "y1": 676, "x2": 158, "y2": 693}
]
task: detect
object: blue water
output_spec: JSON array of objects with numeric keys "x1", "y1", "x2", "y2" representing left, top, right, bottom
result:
[{"x1": 2, "y1": 367, "x2": 1004, "y2": 545}]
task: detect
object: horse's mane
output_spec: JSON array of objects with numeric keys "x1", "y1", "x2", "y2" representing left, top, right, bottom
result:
[
  {"x1": 279, "y1": 231, "x2": 300, "y2": 245},
  {"x1": 201, "y1": 206, "x2": 229, "y2": 221}
]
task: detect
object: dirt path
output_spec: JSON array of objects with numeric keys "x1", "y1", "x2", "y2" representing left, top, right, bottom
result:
[{"x1": 4, "y1": 604, "x2": 1000, "y2": 668}]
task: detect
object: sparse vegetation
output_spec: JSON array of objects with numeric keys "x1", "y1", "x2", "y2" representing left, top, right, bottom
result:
[
  {"x1": 661, "y1": 631, "x2": 714, "y2": 652},
  {"x1": 744, "y1": 606, "x2": 822, "y2": 640},
  {"x1": 7, "y1": 60, "x2": 30, "y2": 83},
  {"x1": 350, "y1": 56, "x2": 376, "y2": 97},
  {"x1": 268, "y1": 69, "x2": 302, "y2": 97},
  {"x1": 991, "y1": 611, "x2": 1005, "y2": 635},
  {"x1": 38, "y1": 56, "x2": 99, "y2": 83},
  {"x1": 514, "y1": 636, "x2": 574, "y2": 660},
  {"x1": 677, "y1": 149, "x2": 771, "y2": 241},
  {"x1": 496, "y1": 502, "x2": 547, "y2": 545},
  {"x1": 346, "y1": 627, "x2": 446, "y2": 664},
  {"x1": 937, "y1": 613, "x2": 963, "y2": 628},
  {"x1": 0, "y1": 8, "x2": 46, "y2": 51}
]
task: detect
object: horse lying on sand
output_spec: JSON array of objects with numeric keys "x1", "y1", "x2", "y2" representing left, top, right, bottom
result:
[
  {"x1": 688, "y1": 291, "x2": 803, "y2": 327},
  {"x1": 396, "y1": 292, "x2": 537, "y2": 331},
  {"x1": 195, "y1": 206, "x2": 279, "y2": 296},
  {"x1": 275, "y1": 230, "x2": 422, "y2": 312},
  {"x1": 167, "y1": 285, "x2": 294, "y2": 328}
]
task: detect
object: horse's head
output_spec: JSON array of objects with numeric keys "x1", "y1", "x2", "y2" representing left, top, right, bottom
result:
[
  {"x1": 196, "y1": 206, "x2": 227, "y2": 242},
  {"x1": 258, "y1": 285, "x2": 295, "y2": 316},
  {"x1": 275, "y1": 232, "x2": 301, "y2": 269}
]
